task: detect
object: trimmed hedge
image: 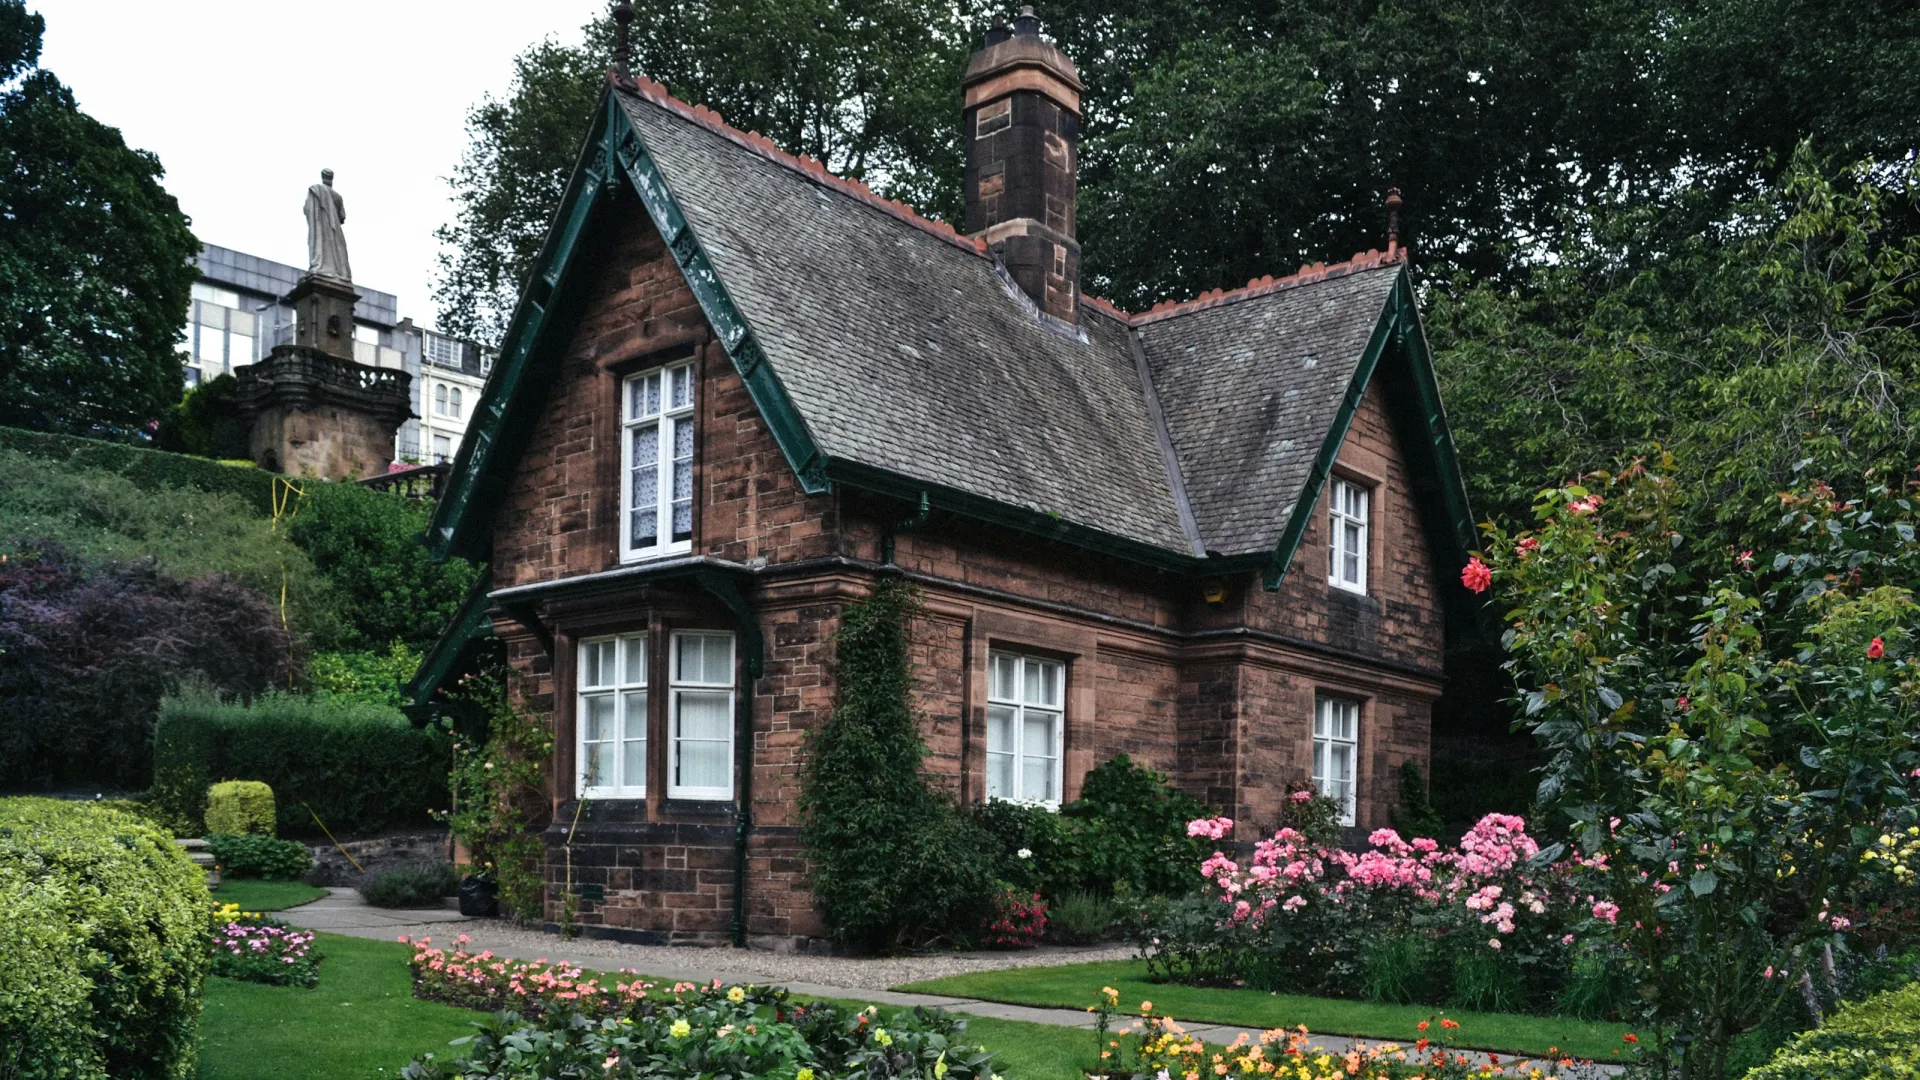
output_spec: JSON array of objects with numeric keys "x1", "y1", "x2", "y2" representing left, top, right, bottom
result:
[
  {"x1": 205, "y1": 780, "x2": 276, "y2": 835},
  {"x1": 206, "y1": 833, "x2": 313, "y2": 880},
  {"x1": 0, "y1": 424, "x2": 277, "y2": 511},
  {"x1": 1745, "y1": 982, "x2": 1920, "y2": 1079},
  {"x1": 0, "y1": 797, "x2": 210, "y2": 1080},
  {"x1": 152, "y1": 689, "x2": 449, "y2": 839}
]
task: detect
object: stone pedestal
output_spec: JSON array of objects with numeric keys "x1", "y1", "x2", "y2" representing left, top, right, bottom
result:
[
  {"x1": 235, "y1": 344, "x2": 413, "y2": 479},
  {"x1": 287, "y1": 274, "x2": 359, "y2": 363}
]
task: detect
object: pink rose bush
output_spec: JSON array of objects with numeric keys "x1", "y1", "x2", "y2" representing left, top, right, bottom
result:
[{"x1": 1135, "y1": 814, "x2": 1627, "y2": 1013}]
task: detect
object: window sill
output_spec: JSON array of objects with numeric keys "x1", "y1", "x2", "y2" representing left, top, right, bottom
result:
[{"x1": 619, "y1": 542, "x2": 695, "y2": 566}]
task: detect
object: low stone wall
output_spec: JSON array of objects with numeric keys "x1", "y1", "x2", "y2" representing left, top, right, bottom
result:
[{"x1": 306, "y1": 829, "x2": 451, "y2": 886}]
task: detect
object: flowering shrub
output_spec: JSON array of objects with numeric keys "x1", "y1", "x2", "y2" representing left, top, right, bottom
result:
[
  {"x1": 400, "y1": 973, "x2": 997, "y2": 1080},
  {"x1": 1136, "y1": 814, "x2": 1617, "y2": 1012},
  {"x1": 209, "y1": 903, "x2": 321, "y2": 988},
  {"x1": 981, "y1": 886, "x2": 1047, "y2": 948}
]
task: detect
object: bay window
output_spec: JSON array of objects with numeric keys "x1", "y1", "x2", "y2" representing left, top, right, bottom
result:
[
  {"x1": 577, "y1": 633, "x2": 648, "y2": 798},
  {"x1": 621, "y1": 360, "x2": 696, "y2": 561},
  {"x1": 1313, "y1": 696, "x2": 1359, "y2": 826},
  {"x1": 986, "y1": 651, "x2": 1063, "y2": 805},
  {"x1": 670, "y1": 631, "x2": 735, "y2": 800}
]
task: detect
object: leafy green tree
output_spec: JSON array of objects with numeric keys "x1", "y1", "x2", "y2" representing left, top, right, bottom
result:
[
  {"x1": 283, "y1": 482, "x2": 481, "y2": 652},
  {"x1": 1480, "y1": 466, "x2": 1920, "y2": 1077},
  {"x1": 155, "y1": 373, "x2": 249, "y2": 459},
  {"x1": 0, "y1": 1, "x2": 198, "y2": 436}
]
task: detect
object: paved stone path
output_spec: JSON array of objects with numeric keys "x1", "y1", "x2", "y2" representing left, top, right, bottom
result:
[{"x1": 282, "y1": 890, "x2": 1618, "y2": 1075}]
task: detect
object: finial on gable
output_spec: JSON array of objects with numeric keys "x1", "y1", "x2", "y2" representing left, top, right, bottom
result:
[
  {"x1": 1385, "y1": 188, "x2": 1404, "y2": 259},
  {"x1": 613, "y1": 1, "x2": 634, "y2": 78}
]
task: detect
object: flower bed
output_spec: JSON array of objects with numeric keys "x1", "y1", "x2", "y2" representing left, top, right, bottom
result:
[
  {"x1": 399, "y1": 936, "x2": 999, "y2": 1080},
  {"x1": 210, "y1": 902, "x2": 322, "y2": 988}
]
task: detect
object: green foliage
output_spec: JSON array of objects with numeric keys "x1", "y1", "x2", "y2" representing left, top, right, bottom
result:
[
  {"x1": 206, "y1": 833, "x2": 312, "y2": 881},
  {"x1": 151, "y1": 688, "x2": 448, "y2": 839},
  {"x1": 309, "y1": 643, "x2": 423, "y2": 708},
  {"x1": 1745, "y1": 982, "x2": 1920, "y2": 1080},
  {"x1": 1360, "y1": 935, "x2": 1438, "y2": 1006},
  {"x1": 283, "y1": 481, "x2": 481, "y2": 651},
  {"x1": 800, "y1": 581, "x2": 997, "y2": 950},
  {"x1": 1062, "y1": 754, "x2": 1209, "y2": 898},
  {"x1": 1049, "y1": 891, "x2": 1119, "y2": 944},
  {"x1": 207, "y1": 910, "x2": 321, "y2": 989},
  {"x1": 0, "y1": 2, "x2": 199, "y2": 437},
  {"x1": 1273, "y1": 782, "x2": 1344, "y2": 847},
  {"x1": 1480, "y1": 465, "x2": 1920, "y2": 1076},
  {"x1": 0, "y1": 797, "x2": 210, "y2": 1080},
  {"x1": 204, "y1": 780, "x2": 276, "y2": 836},
  {"x1": 155, "y1": 374, "x2": 249, "y2": 460},
  {"x1": 439, "y1": 670, "x2": 550, "y2": 920},
  {"x1": 1389, "y1": 759, "x2": 1445, "y2": 842},
  {"x1": 358, "y1": 861, "x2": 459, "y2": 909},
  {"x1": 0, "y1": 424, "x2": 277, "y2": 507}
]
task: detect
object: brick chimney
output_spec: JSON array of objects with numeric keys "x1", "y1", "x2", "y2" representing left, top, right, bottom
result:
[{"x1": 963, "y1": 7, "x2": 1083, "y2": 323}]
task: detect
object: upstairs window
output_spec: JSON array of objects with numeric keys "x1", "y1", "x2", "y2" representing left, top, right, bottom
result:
[
  {"x1": 1329, "y1": 479, "x2": 1369, "y2": 594},
  {"x1": 669, "y1": 632, "x2": 734, "y2": 800},
  {"x1": 449, "y1": 387, "x2": 463, "y2": 419},
  {"x1": 578, "y1": 634, "x2": 648, "y2": 799},
  {"x1": 622, "y1": 360, "x2": 695, "y2": 561},
  {"x1": 1313, "y1": 697, "x2": 1359, "y2": 826},
  {"x1": 986, "y1": 651, "x2": 1064, "y2": 805},
  {"x1": 433, "y1": 384, "x2": 448, "y2": 415}
]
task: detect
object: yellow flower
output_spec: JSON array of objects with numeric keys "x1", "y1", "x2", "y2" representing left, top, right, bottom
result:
[
  {"x1": 935, "y1": 1053, "x2": 948, "y2": 1079},
  {"x1": 670, "y1": 1019, "x2": 692, "y2": 1039},
  {"x1": 727, "y1": 986, "x2": 746, "y2": 1003},
  {"x1": 875, "y1": 1029, "x2": 893, "y2": 1047},
  {"x1": 797, "y1": 1070, "x2": 815, "y2": 1080}
]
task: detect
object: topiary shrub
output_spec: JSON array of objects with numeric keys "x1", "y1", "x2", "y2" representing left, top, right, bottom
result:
[
  {"x1": 0, "y1": 797, "x2": 210, "y2": 1080},
  {"x1": 150, "y1": 688, "x2": 448, "y2": 838},
  {"x1": 358, "y1": 861, "x2": 460, "y2": 909},
  {"x1": 204, "y1": 780, "x2": 275, "y2": 836},
  {"x1": 206, "y1": 833, "x2": 312, "y2": 880},
  {"x1": 1745, "y1": 981, "x2": 1920, "y2": 1079}
]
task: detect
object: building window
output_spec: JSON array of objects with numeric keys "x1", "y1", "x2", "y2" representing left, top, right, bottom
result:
[
  {"x1": 449, "y1": 387, "x2": 463, "y2": 419},
  {"x1": 621, "y1": 359, "x2": 695, "y2": 561},
  {"x1": 577, "y1": 634, "x2": 648, "y2": 799},
  {"x1": 426, "y1": 332, "x2": 461, "y2": 369},
  {"x1": 431, "y1": 434, "x2": 451, "y2": 463},
  {"x1": 986, "y1": 651, "x2": 1063, "y2": 805},
  {"x1": 1313, "y1": 697, "x2": 1360, "y2": 826},
  {"x1": 434, "y1": 384, "x2": 448, "y2": 415},
  {"x1": 1329, "y1": 479, "x2": 1369, "y2": 594},
  {"x1": 669, "y1": 631, "x2": 734, "y2": 800}
]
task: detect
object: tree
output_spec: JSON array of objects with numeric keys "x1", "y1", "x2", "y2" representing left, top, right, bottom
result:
[
  {"x1": 155, "y1": 373, "x2": 249, "y2": 459},
  {"x1": 0, "y1": 1, "x2": 198, "y2": 436}
]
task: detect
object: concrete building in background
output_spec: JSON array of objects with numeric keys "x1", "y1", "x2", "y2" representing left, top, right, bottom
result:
[{"x1": 186, "y1": 242, "x2": 492, "y2": 467}]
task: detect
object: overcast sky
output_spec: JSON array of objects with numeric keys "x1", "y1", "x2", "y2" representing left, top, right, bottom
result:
[{"x1": 37, "y1": 0, "x2": 608, "y2": 329}]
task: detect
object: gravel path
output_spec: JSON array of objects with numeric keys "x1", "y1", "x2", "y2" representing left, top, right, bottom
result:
[{"x1": 352, "y1": 917, "x2": 1136, "y2": 990}]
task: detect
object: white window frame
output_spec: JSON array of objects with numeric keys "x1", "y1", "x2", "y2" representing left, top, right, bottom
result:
[
  {"x1": 985, "y1": 650, "x2": 1065, "y2": 807},
  {"x1": 576, "y1": 633, "x2": 649, "y2": 799},
  {"x1": 434, "y1": 384, "x2": 448, "y2": 415},
  {"x1": 1313, "y1": 696, "x2": 1360, "y2": 826},
  {"x1": 620, "y1": 359, "x2": 697, "y2": 563},
  {"x1": 449, "y1": 386, "x2": 463, "y2": 419},
  {"x1": 1329, "y1": 478, "x2": 1369, "y2": 595},
  {"x1": 668, "y1": 631, "x2": 735, "y2": 801}
]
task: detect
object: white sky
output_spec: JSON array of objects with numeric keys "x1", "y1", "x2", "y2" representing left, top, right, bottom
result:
[{"x1": 36, "y1": 0, "x2": 609, "y2": 328}]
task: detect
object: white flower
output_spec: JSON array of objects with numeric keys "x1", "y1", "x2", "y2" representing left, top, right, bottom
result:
[{"x1": 1016, "y1": 848, "x2": 1033, "y2": 860}]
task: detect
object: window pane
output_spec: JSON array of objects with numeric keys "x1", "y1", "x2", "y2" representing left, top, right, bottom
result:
[
  {"x1": 677, "y1": 738, "x2": 729, "y2": 790},
  {"x1": 1022, "y1": 712, "x2": 1055, "y2": 763},
  {"x1": 671, "y1": 417, "x2": 694, "y2": 541},
  {"x1": 632, "y1": 422, "x2": 659, "y2": 468},
  {"x1": 669, "y1": 364, "x2": 691, "y2": 409},
  {"x1": 629, "y1": 373, "x2": 661, "y2": 419},
  {"x1": 990, "y1": 654, "x2": 1017, "y2": 701},
  {"x1": 1330, "y1": 740, "x2": 1353, "y2": 784},
  {"x1": 1022, "y1": 752, "x2": 1054, "y2": 803},
  {"x1": 229, "y1": 334, "x2": 253, "y2": 365},
  {"x1": 583, "y1": 694, "x2": 614, "y2": 742},
  {"x1": 582, "y1": 741, "x2": 605, "y2": 788},
  {"x1": 195, "y1": 327, "x2": 223, "y2": 364},
  {"x1": 622, "y1": 635, "x2": 646, "y2": 684},
  {"x1": 622, "y1": 690, "x2": 647, "y2": 789},
  {"x1": 631, "y1": 506, "x2": 658, "y2": 550},
  {"x1": 677, "y1": 689, "x2": 730, "y2": 739},
  {"x1": 581, "y1": 641, "x2": 606, "y2": 687},
  {"x1": 986, "y1": 704, "x2": 1015, "y2": 756},
  {"x1": 986, "y1": 752, "x2": 1013, "y2": 800},
  {"x1": 677, "y1": 633, "x2": 732, "y2": 685}
]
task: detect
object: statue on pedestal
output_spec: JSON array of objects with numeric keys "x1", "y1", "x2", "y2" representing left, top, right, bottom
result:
[{"x1": 304, "y1": 169, "x2": 351, "y2": 282}]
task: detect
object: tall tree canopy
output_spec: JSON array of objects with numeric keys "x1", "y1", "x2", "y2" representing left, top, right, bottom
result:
[{"x1": 0, "y1": 0, "x2": 197, "y2": 436}]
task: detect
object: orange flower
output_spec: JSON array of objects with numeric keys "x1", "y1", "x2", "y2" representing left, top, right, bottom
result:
[
  {"x1": 1623, "y1": 1033, "x2": 1639, "y2": 1044},
  {"x1": 1416, "y1": 1021, "x2": 1429, "y2": 1032},
  {"x1": 1439, "y1": 1019, "x2": 1459, "y2": 1031}
]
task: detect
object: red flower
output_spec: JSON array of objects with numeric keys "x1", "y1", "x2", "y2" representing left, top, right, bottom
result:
[
  {"x1": 1416, "y1": 1021, "x2": 1429, "y2": 1032},
  {"x1": 1737, "y1": 550, "x2": 1754, "y2": 569},
  {"x1": 1623, "y1": 1033, "x2": 1639, "y2": 1044},
  {"x1": 1677, "y1": 696, "x2": 1690, "y2": 713},
  {"x1": 1461, "y1": 557, "x2": 1492, "y2": 594},
  {"x1": 1869, "y1": 637, "x2": 1885, "y2": 660},
  {"x1": 1440, "y1": 1019, "x2": 1459, "y2": 1031},
  {"x1": 1515, "y1": 537, "x2": 1540, "y2": 559}
]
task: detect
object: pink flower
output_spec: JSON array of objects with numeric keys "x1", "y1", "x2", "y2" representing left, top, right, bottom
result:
[
  {"x1": 1592, "y1": 901, "x2": 1620, "y2": 924},
  {"x1": 1488, "y1": 937, "x2": 1503, "y2": 950},
  {"x1": 1561, "y1": 934, "x2": 1575, "y2": 945},
  {"x1": 1831, "y1": 916, "x2": 1852, "y2": 932},
  {"x1": 1290, "y1": 789, "x2": 1314, "y2": 804},
  {"x1": 1568, "y1": 494, "x2": 1603, "y2": 515},
  {"x1": 1461, "y1": 557, "x2": 1492, "y2": 594},
  {"x1": 1515, "y1": 537, "x2": 1539, "y2": 559},
  {"x1": 1737, "y1": 550, "x2": 1754, "y2": 568},
  {"x1": 1187, "y1": 817, "x2": 1235, "y2": 840},
  {"x1": 1763, "y1": 966, "x2": 1775, "y2": 979},
  {"x1": 1869, "y1": 637, "x2": 1885, "y2": 659}
]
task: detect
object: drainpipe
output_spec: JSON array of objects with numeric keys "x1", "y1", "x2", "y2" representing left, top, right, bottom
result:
[{"x1": 881, "y1": 491, "x2": 933, "y2": 565}]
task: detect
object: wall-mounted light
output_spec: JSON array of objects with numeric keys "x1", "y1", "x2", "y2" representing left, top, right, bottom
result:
[{"x1": 1202, "y1": 577, "x2": 1227, "y2": 604}]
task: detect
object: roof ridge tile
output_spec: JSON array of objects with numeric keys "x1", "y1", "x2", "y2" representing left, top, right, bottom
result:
[
  {"x1": 1130, "y1": 249, "x2": 1406, "y2": 326},
  {"x1": 610, "y1": 71, "x2": 988, "y2": 257}
]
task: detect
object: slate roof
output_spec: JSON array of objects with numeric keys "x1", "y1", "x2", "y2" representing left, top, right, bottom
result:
[{"x1": 612, "y1": 83, "x2": 1406, "y2": 561}]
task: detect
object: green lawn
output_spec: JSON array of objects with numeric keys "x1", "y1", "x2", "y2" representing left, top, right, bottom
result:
[
  {"x1": 897, "y1": 960, "x2": 1635, "y2": 1061},
  {"x1": 197, "y1": 934, "x2": 1101, "y2": 1080},
  {"x1": 212, "y1": 878, "x2": 328, "y2": 912},
  {"x1": 198, "y1": 933, "x2": 477, "y2": 1079}
]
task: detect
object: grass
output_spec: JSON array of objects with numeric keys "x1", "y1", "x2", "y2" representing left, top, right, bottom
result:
[
  {"x1": 198, "y1": 933, "x2": 478, "y2": 1079},
  {"x1": 896, "y1": 959, "x2": 1636, "y2": 1061},
  {"x1": 198, "y1": 934, "x2": 1103, "y2": 1080},
  {"x1": 212, "y1": 878, "x2": 328, "y2": 912}
]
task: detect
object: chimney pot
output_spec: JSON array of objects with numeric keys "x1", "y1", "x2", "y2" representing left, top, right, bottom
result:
[{"x1": 1012, "y1": 7, "x2": 1041, "y2": 35}]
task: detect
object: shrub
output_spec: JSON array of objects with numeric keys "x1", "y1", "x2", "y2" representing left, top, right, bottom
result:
[
  {"x1": 969, "y1": 796, "x2": 1079, "y2": 896},
  {"x1": 283, "y1": 481, "x2": 482, "y2": 651},
  {"x1": 360, "y1": 861, "x2": 459, "y2": 908},
  {"x1": 800, "y1": 582, "x2": 997, "y2": 949},
  {"x1": 155, "y1": 374, "x2": 250, "y2": 460},
  {"x1": 0, "y1": 546, "x2": 294, "y2": 791},
  {"x1": 209, "y1": 903, "x2": 321, "y2": 988},
  {"x1": 1050, "y1": 890, "x2": 1118, "y2": 943},
  {"x1": 1060, "y1": 754, "x2": 1209, "y2": 897},
  {"x1": 150, "y1": 687, "x2": 448, "y2": 838},
  {"x1": 0, "y1": 797, "x2": 210, "y2": 1080},
  {"x1": 1745, "y1": 981, "x2": 1920, "y2": 1080},
  {"x1": 981, "y1": 886, "x2": 1048, "y2": 948},
  {"x1": 204, "y1": 780, "x2": 276, "y2": 836},
  {"x1": 0, "y1": 424, "x2": 276, "y2": 509},
  {"x1": 308, "y1": 642, "x2": 422, "y2": 707},
  {"x1": 1360, "y1": 934, "x2": 1439, "y2": 1005},
  {"x1": 206, "y1": 833, "x2": 313, "y2": 880}
]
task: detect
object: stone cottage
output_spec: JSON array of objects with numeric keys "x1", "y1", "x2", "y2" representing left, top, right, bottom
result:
[{"x1": 414, "y1": 11, "x2": 1476, "y2": 948}]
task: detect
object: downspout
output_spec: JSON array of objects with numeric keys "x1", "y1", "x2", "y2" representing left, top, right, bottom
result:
[
  {"x1": 881, "y1": 491, "x2": 933, "y2": 565},
  {"x1": 693, "y1": 570, "x2": 763, "y2": 947}
]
